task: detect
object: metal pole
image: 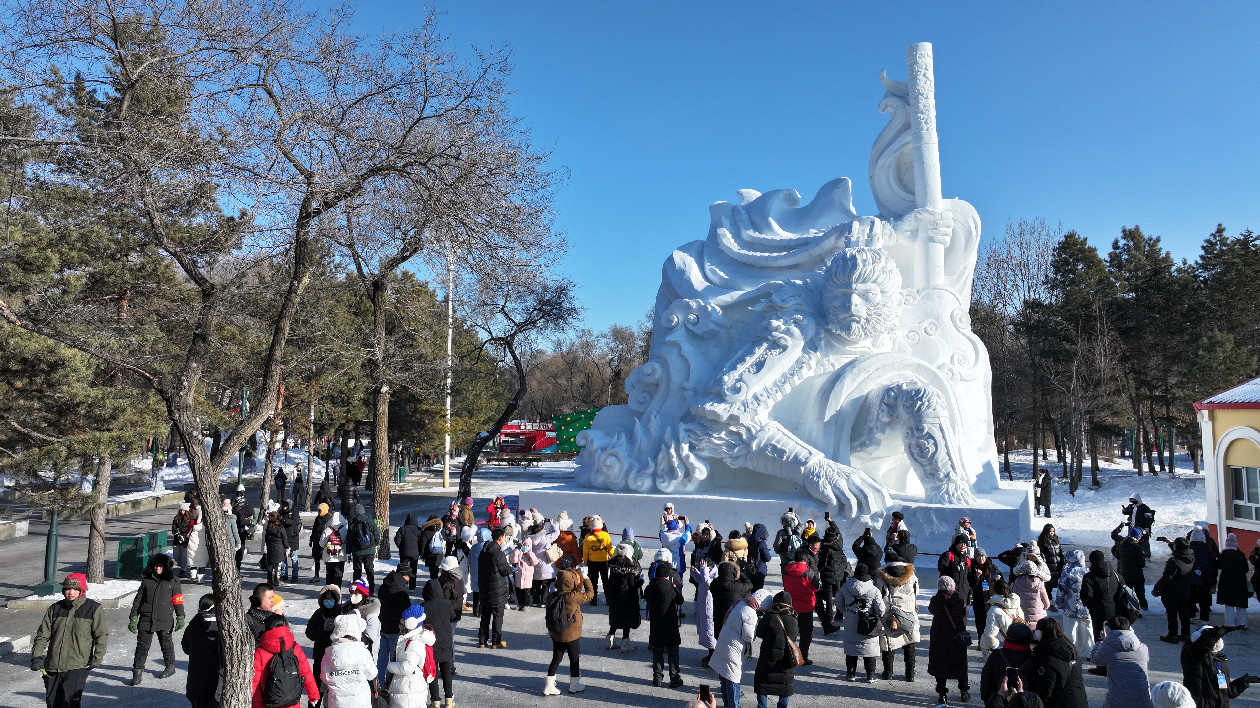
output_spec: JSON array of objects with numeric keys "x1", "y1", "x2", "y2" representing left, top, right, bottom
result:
[
  {"x1": 33, "y1": 510, "x2": 59, "y2": 596},
  {"x1": 443, "y1": 260, "x2": 454, "y2": 489}
]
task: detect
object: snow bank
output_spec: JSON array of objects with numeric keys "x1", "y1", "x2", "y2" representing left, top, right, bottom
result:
[{"x1": 21, "y1": 579, "x2": 140, "y2": 602}]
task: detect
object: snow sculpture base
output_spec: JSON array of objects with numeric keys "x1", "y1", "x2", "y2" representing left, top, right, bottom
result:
[{"x1": 518, "y1": 484, "x2": 1031, "y2": 555}]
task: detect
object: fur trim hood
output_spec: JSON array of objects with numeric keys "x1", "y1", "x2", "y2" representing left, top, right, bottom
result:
[
  {"x1": 725, "y1": 537, "x2": 748, "y2": 553},
  {"x1": 876, "y1": 563, "x2": 915, "y2": 586}
]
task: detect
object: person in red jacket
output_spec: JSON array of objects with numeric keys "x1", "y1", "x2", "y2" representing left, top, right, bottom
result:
[
  {"x1": 485, "y1": 496, "x2": 508, "y2": 531},
  {"x1": 783, "y1": 549, "x2": 820, "y2": 665},
  {"x1": 251, "y1": 614, "x2": 320, "y2": 708}
]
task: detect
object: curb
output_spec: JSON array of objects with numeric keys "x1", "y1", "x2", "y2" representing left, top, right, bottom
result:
[
  {"x1": 6, "y1": 591, "x2": 138, "y2": 611},
  {"x1": 0, "y1": 634, "x2": 32, "y2": 659}
]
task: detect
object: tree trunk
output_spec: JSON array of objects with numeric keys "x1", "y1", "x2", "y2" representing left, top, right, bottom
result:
[
  {"x1": 459, "y1": 337, "x2": 527, "y2": 500},
  {"x1": 368, "y1": 278, "x2": 393, "y2": 558},
  {"x1": 1167, "y1": 425, "x2": 1177, "y2": 474},
  {"x1": 260, "y1": 423, "x2": 278, "y2": 515},
  {"x1": 1141, "y1": 425, "x2": 1156, "y2": 477},
  {"x1": 1191, "y1": 442, "x2": 1201, "y2": 475},
  {"x1": 1089, "y1": 422, "x2": 1101, "y2": 488},
  {"x1": 209, "y1": 426, "x2": 222, "y2": 460},
  {"x1": 86, "y1": 453, "x2": 111, "y2": 584},
  {"x1": 1052, "y1": 422, "x2": 1064, "y2": 464},
  {"x1": 1002, "y1": 422, "x2": 1012, "y2": 480},
  {"x1": 306, "y1": 399, "x2": 315, "y2": 511}
]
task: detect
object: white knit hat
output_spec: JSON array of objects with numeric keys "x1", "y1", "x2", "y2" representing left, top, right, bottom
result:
[
  {"x1": 557, "y1": 512, "x2": 573, "y2": 532},
  {"x1": 439, "y1": 556, "x2": 460, "y2": 573},
  {"x1": 332, "y1": 613, "x2": 365, "y2": 641},
  {"x1": 654, "y1": 548, "x2": 672, "y2": 564},
  {"x1": 1151, "y1": 681, "x2": 1194, "y2": 708},
  {"x1": 616, "y1": 542, "x2": 634, "y2": 559}
]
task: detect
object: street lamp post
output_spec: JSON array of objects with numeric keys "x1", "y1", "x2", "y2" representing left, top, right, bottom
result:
[{"x1": 33, "y1": 510, "x2": 60, "y2": 596}]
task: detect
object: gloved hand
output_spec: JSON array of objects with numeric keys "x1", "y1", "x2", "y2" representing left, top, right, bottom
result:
[
  {"x1": 30, "y1": 657, "x2": 43, "y2": 672},
  {"x1": 128, "y1": 616, "x2": 139, "y2": 634},
  {"x1": 1224, "y1": 625, "x2": 1243, "y2": 634},
  {"x1": 174, "y1": 615, "x2": 185, "y2": 632},
  {"x1": 1245, "y1": 674, "x2": 1260, "y2": 684}
]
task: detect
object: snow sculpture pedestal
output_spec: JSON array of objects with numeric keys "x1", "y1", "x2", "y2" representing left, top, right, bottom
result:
[{"x1": 547, "y1": 43, "x2": 1027, "y2": 540}]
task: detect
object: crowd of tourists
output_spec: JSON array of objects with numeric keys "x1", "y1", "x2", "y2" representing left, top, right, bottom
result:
[{"x1": 26, "y1": 471, "x2": 1260, "y2": 708}]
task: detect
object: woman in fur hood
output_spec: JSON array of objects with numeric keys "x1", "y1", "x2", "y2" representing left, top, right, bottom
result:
[{"x1": 875, "y1": 559, "x2": 920, "y2": 681}]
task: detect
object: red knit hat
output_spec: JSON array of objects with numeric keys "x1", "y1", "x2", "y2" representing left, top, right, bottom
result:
[{"x1": 62, "y1": 572, "x2": 88, "y2": 594}]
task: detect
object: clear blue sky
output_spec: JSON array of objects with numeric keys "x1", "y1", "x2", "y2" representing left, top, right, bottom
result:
[{"x1": 349, "y1": 2, "x2": 1260, "y2": 333}]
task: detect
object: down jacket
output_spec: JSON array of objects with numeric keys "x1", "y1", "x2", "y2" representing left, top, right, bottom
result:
[
  {"x1": 837, "y1": 575, "x2": 885, "y2": 658},
  {"x1": 927, "y1": 590, "x2": 969, "y2": 680},
  {"x1": 1090, "y1": 628, "x2": 1153, "y2": 708},
  {"x1": 1217, "y1": 541, "x2": 1251, "y2": 608},
  {"x1": 692, "y1": 562, "x2": 719, "y2": 650},
  {"x1": 709, "y1": 562, "x2": 753, "y2": 636},
  {"x1": 875, "y1": 563, "x2": 920, "y2": 652},
  {"x1": 644, "y1": 563, "x2": 685, "y2": 647},
  {"x1": 979, "y1": 593, "x2": 1025, "y2": 655},
  {"x1": 477, "y1": 540, "x2": 513, "y2": 606},
  {"x1": 1029, "y1": 635, "x2": 1087, "y2": 708},
  {"x1": 386, "y1": 626, "x2": 436, "y2": 708},
  {"x1": 1181, "y1": 625, "x2": 1252, "y2": 708},
  {"x1": 713, "y1": 592, "x2": 762, "y2": 685},
  {"x1": 393, "y1": 514, "x2": 424, "y2": 559},
  {"x1": 1011, "y1": 559, "x2": 1051, "y2": 625},
  {"x1": 753, "y1": 593, "x2": 799, "y2": 698},
  {"x1": 782, "y1": 561, "x2": 817, "y2": 613},
  {"x1": 251, "y1": 624, "x2": 319, "y2": 708},
  {"x1": 320, "y1": 619, "x2": 377, "y2": 708},
  {"x1": 606, "y1": 556, "x2": 644, "y2": 630},
  {"x1": 421, "y1": 578, "x2": 456, "y2": 663},
  {"x1": 548, "y1": 569, "x2": 594, "y2": 643},
  {"x1": 130, "y1": 556, "x2": 185, "y2": 632}
]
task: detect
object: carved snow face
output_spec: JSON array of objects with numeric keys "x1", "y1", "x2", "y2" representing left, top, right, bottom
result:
[
  {"x1": 820, "y1": 246, "x2": 903, "y2": 344},
  {"x1": 825, "y1": 283, "x2": 885, "y2": 342}
]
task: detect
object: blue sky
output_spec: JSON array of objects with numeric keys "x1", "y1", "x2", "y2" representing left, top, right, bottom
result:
[{"x1": 350, "y1": 2, "x2": 1260, "y2": 333}]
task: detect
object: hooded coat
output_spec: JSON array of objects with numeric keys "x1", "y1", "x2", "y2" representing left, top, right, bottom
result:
[
  {"x1": 1037, "y1": 527, "x2": 1064, "y2": 588},
  {"x1": 606, "y1": 555, "x2": 644, "y2": 630},
  {"x1": 477, "y1": 539, "x2": 513, "y2": 606},
  {"x1": 818, "y1": 527, "x2": 851, "y2": 586},
  {"x1": 549, "y1": 569, "x2": 595, "y2": 643},
  {"x1": 1217, "y1": 538, "x2": 1251, "y2": 608},
  {"x1": 468, "y1": 526, "x2": 492, "y2": 587},
  {"x1": 130, "y1": 555, "x2": 185, "y2": 631},
  {"x1": 188, "y1": 511, "x2": 209, "y2": 567},
  {"x1": 421, "y1": 578, "x2": 456, "y2": 662},
  {"x1": 378, "y1": 570, "x2": 412, "y2": 635},
  {"x1": 251, "y1": 623, "x2": 320, "y2": 708},
  {"x1": 527, "y1": 523, "x2": 561, "y2": 581},
  {"x1": 644, "y1": 563, "x2": 685, "y2": 647},
  {"x1": 1090, "y1": 628, "x2": 1153, "y2": 708},
  {"x1": 782, "y1": 561, "x2": 818, "y2": 613},
  {"x1": 838, "y1": 575, "x2": 885, "y2": 657},
  {"x1": 305, "y1": 585, "x2": 345, "y2": 675},
  {"x1": 1011, "y1": 559, "x2": 1052, "y2": 625},
  {"x1": 713, "y1": 591, "x2": 765, "y2": 684},
  {"x1": 710, "y1": 562, "x2": 754, "y2": 635},
  {"x1": 1154, "y1": 542, "x2": 1196, "y2": 600},
  {"x1": 938, "y1": 546, "x2": 974, "y2": 606},
  {"x1": 753, "y1": 592, "x2": 799, "y2": 698},
  {"x1": 1056, "y1": 550, "x2": 1091, "y2": 620},
  {"x1": 851, "y1": 534, "x2": 883, "y2": 579},
  {"x1": 181, "y1": 609, "x2": 222, "y2": 701},
  {"x1": 393, "y1": 514, "x2": 423, "y2": 559},
  {"x1": 1190, "y1": 534, "x2": 1219, "y2": 592},
  {"x1": 691, "y1": 562, "x2": 719, "y2": 649},
  {"x1": 320, "y1": 615, "x2": 377, "y2": 708},
  {"x1": 386, "y1": 625, "x2": 436, "y2": 708},
  {"x1": 980, "y1": 593, "x2": 1025, "y2": 655},
  {"x1": 264, "y1": 519, "x2": 288, "y2": 565},
  {"x1": 1029, "y1": 635, "x2": 1088, "y2": 708},
  {"x1": 417, "y1": 516, "x2": 444, "y2": 565},
  {"x1": 748, "y1": 523, "x2": 773, "y2": 577},
  {"x1": 927, "y1": 588, "x2": 969, "y2": 680},
  {"x1": 875, "y1": 563, "x2": 920, "y2": 652},
  {"x1": 1081, "y1": 552, "x2": 1120, "y2": 626},
  {"x1": 1181, "y1": 625, "x2": 1251, "y2": 708}
]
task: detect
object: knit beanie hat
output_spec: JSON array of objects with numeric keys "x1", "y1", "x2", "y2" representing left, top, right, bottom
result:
[
  {"x1": 179, "y1": 502, "x2": 191, "y2": 511},
  {"x1": 402, "y1": 604, "x2": 426, "y2": 630},
  {"x1": 317, "y1": 503, "x2": 329, "y2": 515},
  {"x1": 655, "y1": 548, "x2": 673, "y2": 564},
  {"x1": 237, "y1": 483, "x2": 246, "y2": 492},
  {"x1": 351, "y1": 579, "x2": 370, "y2": 596},
  {"x1": 1006, "y1": 622, "x2": 1033, "y2": 645},
  {"x1": 462, "y1": 497, "x2": 473, "y2": 506},
  {"x1": 616, "y1": 542, "x2": 634, "y2": 559},
  {"x1": 1151, "y1": 681, "x2": 1195, "y2": 708},
  {"x1": 623, "y1": 527, "x2": 634, "y2": 541},
  {"x1": 439, "y1": 556, "x2": 460, "y2": 573}
]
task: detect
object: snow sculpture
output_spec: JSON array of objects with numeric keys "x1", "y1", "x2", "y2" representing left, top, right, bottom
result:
[{"x1": 576, "y1": 43, "x2": 1000, "y2": 519}]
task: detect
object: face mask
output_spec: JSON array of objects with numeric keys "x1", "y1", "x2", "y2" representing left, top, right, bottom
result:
[
  {"x1": 350, "y1": 594, "x2": 363, "y2": 605},
  {"x1": 1033, "y1": 630, "x2": 1043, "y2": 641},
  {"x1": 322, "y1": 599, "x2": 335, "y2": 609}
]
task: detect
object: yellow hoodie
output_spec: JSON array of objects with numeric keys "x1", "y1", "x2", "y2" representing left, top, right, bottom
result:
[{"x1": 583, "y1": 529, "x2": 614, "y2": 563}]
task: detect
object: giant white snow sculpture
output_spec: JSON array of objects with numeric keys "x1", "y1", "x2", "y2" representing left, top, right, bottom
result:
[{"x1": 575, "y1": 43, "x2": 1001, "y2": 519}]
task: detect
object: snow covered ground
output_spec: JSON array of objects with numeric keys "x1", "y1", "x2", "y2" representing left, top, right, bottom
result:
[{"x1": 21, "y1": 579, "x2": 140, "y2": 602}]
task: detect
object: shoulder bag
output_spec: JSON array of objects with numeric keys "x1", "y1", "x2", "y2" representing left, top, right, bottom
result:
[
  {"x1": 946, "y1": 602, "x2": 972, "y2": 647},
  {"x1": 773, "y1": 614, "x2": 805, "y2": 667}
]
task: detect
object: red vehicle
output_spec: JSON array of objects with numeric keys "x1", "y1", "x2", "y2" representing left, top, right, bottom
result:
[{"x1": 495, "y1": 421, "x2": 557, "y2": 453}]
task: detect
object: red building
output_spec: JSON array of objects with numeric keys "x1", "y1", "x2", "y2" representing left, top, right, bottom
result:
[{"x1": 495, "y1": 421, "x2": 557, "y2": 453}]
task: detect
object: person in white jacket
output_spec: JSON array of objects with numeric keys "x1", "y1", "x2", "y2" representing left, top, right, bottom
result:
[
  {"x1": 387, "y1": 604, "x2": 437, "y2": 708},
  {"x1": 979, "y1": 580, "x2": 1026, "y2": 657},
  {"x1": 321, "y1": 613, "x2": 378, "y2": 708},
  {"x1": 320, "y1": 512, "x2": 348, "y2": 587},
  {"x1": 187, "y1": 504, "x2": 209, "y2": 582},
  {"x1": 712, "y1": 588, "x2": 773, "y2": 708}
]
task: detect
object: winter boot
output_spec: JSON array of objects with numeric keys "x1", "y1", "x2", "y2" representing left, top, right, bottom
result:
[
  {"x1": 444, "y1": 699, "x2": 456, "y2": 708},
  {"x1": 542, "y1": 675, "x2": 561, "y2": 696},
  {"x1": 159, "y1": 662, "x2": 177, "y2": 679},
  {"x1": 669, "y1": 673, "x2": 684, "y2": 689},
  {"x1": 960, "y1": 690, "x2": 971, "y2": 702},
  {"x1": 568, "y1": 675, "x2": 585, "y2": 693},
  {"x1": 606, "y1": 634, "x2": 616, "y2": 650},
  {"x1": 430, "y1": 701, "x2": 440, "y2": 708},
  {"x1": 131, "y1": 670, "x2": 143, "y2": 686},
  {"x1": 881, "y1": 650, "x2": 895, "y2": 681},
  {"x1": 620, "y1": 636, "x2": 634, "y2": 653},
  {"x1": 904, "y1": 648, "x2": 916, "y2": 682}
]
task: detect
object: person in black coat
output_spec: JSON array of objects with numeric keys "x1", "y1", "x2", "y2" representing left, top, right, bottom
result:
[
  {"x1": 1111, "y1": 524, "x2": 1148, "y2": 610},
  {"x1": 746, "y1": 523, "x2": 774, "y2": 591},
  {"x1": 968, "y1": 548, "x2": 1003, "y2": 636},
  {"x1": 928, "y1": 575, "x2": 970, "y2": 705},
  {"x1": 1122, "y1": 493, "x2": 1155, "y2": 557},
  {"x1": 393, "y1": 513, "x2": 424, "y2": 590},
  {"x1": 605, "y1": 546, "x2": 644, "y2": 651},
  {"x1": 129, "y1": 553, "x2": 185, "y2": 685},
  {"x1": 980, "y1": 622, "x2": 1036, "y2": 706},
  {"x1": 1217, "y1": 533, "x2": 1251, "y2": 629},
  {"x1": 938, "y1": 535, "x2": 974, "y2": 606},
  {"x1": 304, "y1": 584, "x2": 344, "y2": 695},
  {"x1": 291, "y1": 471, "x2": 307, "y2": 512},
  {"x1": 308, "y1": 504, "x2": 332, "y2": 584},
  {"x1": 314, "y1": 476, "x2": 334, "y2": 507},
  {"x1": 1249, "y1": 540, "x2": 1260, "y2": 602},
  {"x1": 263, "y1": 512, "x2": 288, "y2": 587},
  {"x1": 851, "y1": 528, "x2": 883, "y2": 580},
  {"x1": 887, "y1": 529, "x2": 918, "y2": 564},
  {"x1": 377, "y1": 567, "x2": 412, "y2": 678},
  {"x1": 1080, "y1": 550, "x2": 1119, "y2": 640},
  {"x1": 274, "y1": 467, "x2": 288, "y2": 499},
  {"x1": 1037, "y1": 524, "x2": 1064, "y2": 593},
  {"x1": 710, "y1": 561, "x2": 754, "y2": 644},
  {"x1": 477, "y1": 527, "x2": 513, "y2": 648},
  {"x1": 180, "y1": 594, "x2": 222, "y2": 708},
  {"x1": 232, "y1": 486, "x2": 255, "y2": 570},
  {"x1": 1028, "y1": 618, "x2": 1087, "y2": 708},
  {"x1": 644, "y1": 548, "x2": 685, "y2": 688},
  {"x1": 422, "y1": 576, "x2": 458, "y2": 704},
  {"x1": 1034, "y1": 468, "x2": 1052, "y2": 518},
  {"x1": 997, "y1": 542, "x2": 1030, "y2": 573},
  {"x1": 279, "y1": 500, "x2": 302, "y2": 583},
  {"x1": 1181, "y1": 624, "x2": 1258, "y2": 708},
  {"x1": 1153, "y1": 536, "x2": 1196, "y2": 642},
  {"x1": 817, "y1": 520, "x2": 849, "y2": 633},
  {"x1": 418, "y1": 515, "x2": 445, "y2": 580},
  {"x1": 1189, "y1": 527, "x2": 1219, "y2": 622},
  {"x1": 754, "y1": 591, "x2": 798, "y2": 706}
]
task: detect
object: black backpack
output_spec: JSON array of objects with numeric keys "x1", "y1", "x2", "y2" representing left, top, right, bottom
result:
[
  {"x1": 545, "y1": 590, "x2": 574, "y2": 633},
  {"x1": 262, "y1": 639, "x2": 303, "y2": 707},
  {"x1": 853, "y1": 598, "x2": 882, "y2": 636},
  {"x1": 1114, "y1": 573, "x2": 1141, "y2": 621},
  {"x1": 351, "y1": 518, "x2": 374, "y2": 551}
]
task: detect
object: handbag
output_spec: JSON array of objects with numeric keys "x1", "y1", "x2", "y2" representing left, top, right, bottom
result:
[
  {"x1": 946, "y1": 604, "x2": 973, "y2": 647},
  {"x1": 371, "y1": 678, "x2": 389, "y2": 708},
  {"x1": 774, "y1": 614, "x2": 805, "y2": 668},
  {"x1": 545, "y1": 544, "x2": 563, "y2": 563}
]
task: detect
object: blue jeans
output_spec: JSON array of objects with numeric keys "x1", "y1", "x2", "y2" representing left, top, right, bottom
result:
[
  {"x1": 757, "y1": 694, "x2": 789, "y2": 708},
  {"x1": 281, "y1": 549, "x2": 298, "y2": 579},
  {"x1": 378, "y1": 633, "x2": 398, "y2": 683},
  {"x1": 721, "y1": 676, "x2": 741, "y2": 708}
]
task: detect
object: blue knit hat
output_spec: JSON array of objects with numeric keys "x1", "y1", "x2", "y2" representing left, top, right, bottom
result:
[{"x1": 402, "y1": 604, "x2": 426, "y2": 630}]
